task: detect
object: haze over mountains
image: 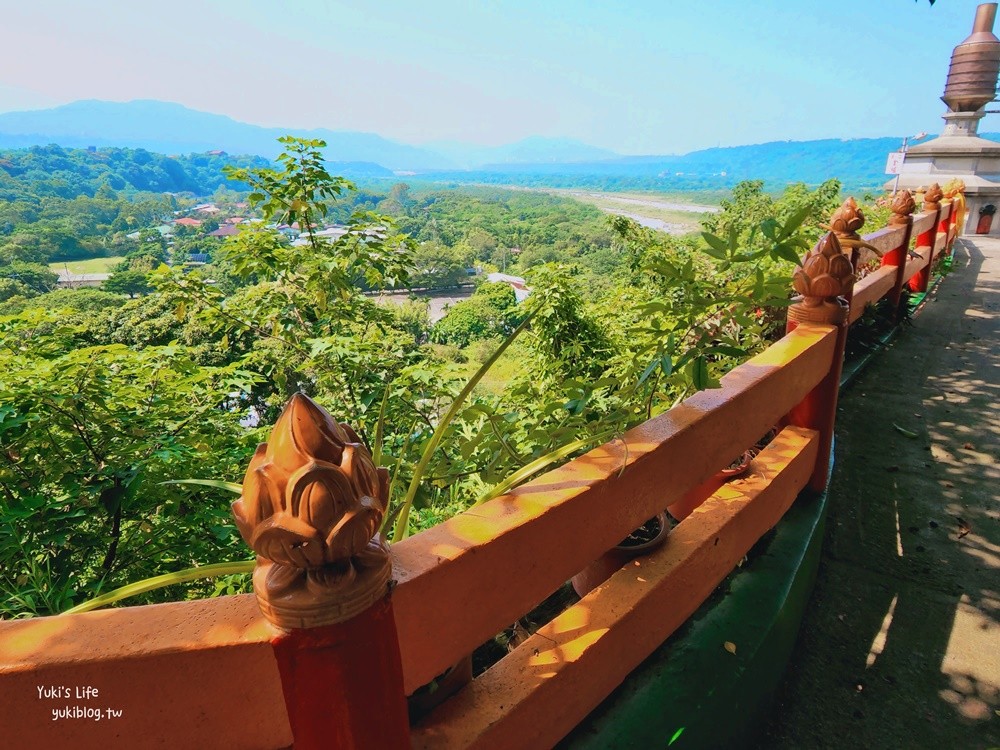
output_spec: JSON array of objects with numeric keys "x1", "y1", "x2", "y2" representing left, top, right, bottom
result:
[
  {"x1": 1, "y1": 99, "x2": 994, "y2": 189},
  {"x1": 0, "y1": 100, "x2": 616, "y2": 172}
]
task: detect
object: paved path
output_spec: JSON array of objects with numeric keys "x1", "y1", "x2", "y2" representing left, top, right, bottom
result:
[{"x1": 759, "y1": 238, "x2": 999, "y2": 749}]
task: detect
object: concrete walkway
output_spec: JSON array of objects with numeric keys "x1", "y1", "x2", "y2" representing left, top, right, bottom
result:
[{"x1": 759, "y1": 238, "x2": 999, "y2": 749}]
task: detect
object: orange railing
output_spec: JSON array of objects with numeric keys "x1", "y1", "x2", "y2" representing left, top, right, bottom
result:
[{"x1": 0, "y1": 187, "x2": 963, "y2": 750}]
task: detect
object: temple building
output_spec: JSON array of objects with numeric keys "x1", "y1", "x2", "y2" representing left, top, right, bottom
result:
[{"x1": 890, "y1": 3, "x2": 1000, "y2": 234}]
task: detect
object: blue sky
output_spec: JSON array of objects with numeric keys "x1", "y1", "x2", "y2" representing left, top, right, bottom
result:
[{"x1": 0, "y1": 0, "x2": 995, "y2": 154}]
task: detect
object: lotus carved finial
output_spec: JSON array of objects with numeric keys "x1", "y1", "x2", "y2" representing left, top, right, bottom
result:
[
  {"x1": 923, "y1": 183, "x2": 944, "y2": 211},
  {"x1": 788, "y1": 232, "x2": 853, "y2": 325},
  {"x1": 233, "y1": 393, "x2": 392, "y2": 629},
  {"x1": 889, "y1": 190, "x2": 916, "y2": 226},
  {"x1": 827, "y1": 197, "x2": 865, "y2": 238}
]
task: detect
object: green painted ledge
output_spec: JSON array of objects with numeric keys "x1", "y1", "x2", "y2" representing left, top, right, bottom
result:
[{"x1": 559, "y1": 462, "x2": 831, "y2": 750}]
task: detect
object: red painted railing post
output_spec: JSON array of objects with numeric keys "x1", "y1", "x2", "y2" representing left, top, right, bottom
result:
[
  {"x1": 232, "y1": 394, "x2": 410, "y2": 749},
  {"x1": 882, "y1": 189, "x2": 916, "y2": 315},
  {"x1": 909, "y1": 183, "x2": 943, "y2": 293},
  {"x1": 784, "y1": 232, "x2": 853, "y2": 492}
]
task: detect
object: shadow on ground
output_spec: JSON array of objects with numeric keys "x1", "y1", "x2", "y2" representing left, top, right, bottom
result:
[{"x1": 758, "y1": 239, "x2": 999, "y2": 749}]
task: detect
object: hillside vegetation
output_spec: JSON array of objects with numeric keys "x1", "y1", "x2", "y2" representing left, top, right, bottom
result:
[
  {"x1": 0, "y1": 137, "x2": 857, "y2": 617},
  {"x1": 0, "y1": 145, "x2": 266, "y2": 271},
  {"x1": 0, "y1": 143, "x2": 267, "y2": 199}
]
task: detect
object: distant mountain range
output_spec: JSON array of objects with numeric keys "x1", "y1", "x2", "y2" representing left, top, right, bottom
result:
[
  {"x1": 0, "y1": 100, "x2": 615, "y2": 172},
  {"x1": 420, "y1": 135, "x2": 1000, "y2": 191},
  {"x1": 1, "y1": 99, "x2": 996, "y2": 189}
]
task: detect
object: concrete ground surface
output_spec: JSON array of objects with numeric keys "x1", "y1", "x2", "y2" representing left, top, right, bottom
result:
[{"x1": 758, "y1": 237, "x2": 999, "y2": 749}]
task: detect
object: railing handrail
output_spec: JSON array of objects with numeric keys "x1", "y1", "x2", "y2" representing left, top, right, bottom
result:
[{"x1": 392, "y1": 323, "x2": 838, "y2": 691}]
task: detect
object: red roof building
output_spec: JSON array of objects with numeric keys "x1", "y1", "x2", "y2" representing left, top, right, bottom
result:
[{"x1": 174, "y1": 217, "x2": 203, "y2": 227}]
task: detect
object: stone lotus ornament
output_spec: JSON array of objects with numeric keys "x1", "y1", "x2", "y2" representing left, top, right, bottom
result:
[
  {"x1": 789, "y1": 232, "x2": 853, "y2": 325},
  {"x1": 923, "y1": 182, "x2": 944, "y2": 212},
  {"x1": 889, "y1": 190, "x2": 916, "y2": 226},
  {"x1": 824, "y1": 196, "x2": 881, "y2": 270},
  {"x1": 827, "y1": 197, "x2": 865, "y2": 239},
  {"x1": 232, "y1": 393, "x2": 392, "y2": 629}
]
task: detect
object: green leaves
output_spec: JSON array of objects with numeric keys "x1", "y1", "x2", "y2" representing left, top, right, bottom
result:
[
  {"x1": 161, "y1": 479, "x2": 243, "y2": 494},
  {"x1": 391, "y1": 309, "x2": 537, "y2": 542},
  {"x1": 225, "y1": 137, "x2": 354, "y2": 229},
  {"x1": 700, "y1": 231, "x2": 729, "y2": 260},
  {"x1": 62, "y1": 560, "x2": 255, "y2": 615},
  {"x1": 623, "y1": 179, "x2": 829, "y2": 406},
  {"x1": 689, "y1": 356, "x2": 712, "y2": 391},
  {"x1": 770, "y1": 240, "x2": 805, "y2": 267},
  {"x1": 0, "y1": 330, "x2": 257, "y2": 618}
]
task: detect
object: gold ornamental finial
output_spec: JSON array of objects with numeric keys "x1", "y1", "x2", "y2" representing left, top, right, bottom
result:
[{"x1": 943, "y1": 178, "x2": 966, "y2": 198}]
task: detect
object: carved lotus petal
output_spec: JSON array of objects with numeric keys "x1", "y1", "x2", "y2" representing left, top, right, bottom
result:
[
  {"x1": 261, "y1": 560, "x2": 308, "y2": 598},
  {"x1": 827, "y1": 252, "x2": 854, "y2": 283},
  {"x1": 231, "y1": 445, "x2": 270, "y2": 541},
  {"x1": 234, "y1": 457, "x2": 290, "y2": 532},
  {"x1": 324, "y1": 498, "x2": 383, "y2": 561},
  {"x1": 339, "y1": 445, "x2": 382, "y2": 506},
  {"x1": 269, "y1": 393, "x2": 349, "y2": 467},
  {"x1": 287, "y1": 462, "x2": 350, "y2": 533},
  {"x1": 792, "y1": 268, "x2": 813, "y2": 297},
  {"x1": 307, "y1": 564, "x2": 356, "y2": 594},
  {"x1": 813, "y1": 232, "x2": 843, "y2": 261},
  {"x1": 252, "y1": 513, "x2": 326, "y2": 568},
  {"x1": 803, "y1": 252, "x2": 830, "y2": 278},
  {"x1": 810, "y1": 274, "x2": 843, "y2": 298}
]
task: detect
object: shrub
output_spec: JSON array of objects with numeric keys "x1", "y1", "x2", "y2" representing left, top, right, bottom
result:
[{"x1": 431, "y1": 282, "x2": 520, "y2": 347}]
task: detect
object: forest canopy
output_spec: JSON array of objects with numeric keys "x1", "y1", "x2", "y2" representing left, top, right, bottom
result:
[{"x1": 0, "y1": 137, "x2": 857, "y2": 618}]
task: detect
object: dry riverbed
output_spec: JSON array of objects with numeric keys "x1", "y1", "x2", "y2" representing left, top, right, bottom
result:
[{"x1": 539, "y1": 188, "x2": 719, "y2": 234}]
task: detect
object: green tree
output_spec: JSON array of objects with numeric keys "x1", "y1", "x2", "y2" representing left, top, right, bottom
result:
[
  {"x1": 431, "y1": 282, "x2": 519, "y2": 347},
  {"x1": 160, "y1": 136, "x2": 418, "y2": 427},
  {"x1": 103, "y1": 269, "x2": 152, "y2": 298},
  {"x1": 411, "y1": 241, "x2": 469, "y2": 289},
  {"x1": 0, "y1": 235, "x2": 49, "y2": 265},
  {"x1": 0, "y1": 316, "x2": 258, "y2": 617},
  {"x1": 0, "y1": 262, "x2": 58, "y2": 294},
  {"x1": 0, "y1": 277, "x2": 32, "y2": 304}
]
